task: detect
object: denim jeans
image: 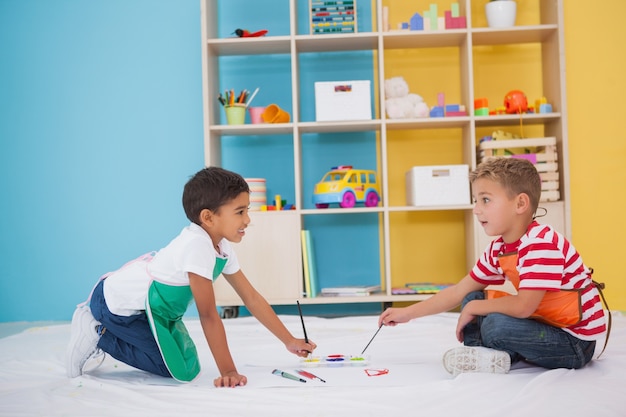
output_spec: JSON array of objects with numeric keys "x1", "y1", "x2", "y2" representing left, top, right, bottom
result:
[
  {"x1": 461, "y1": 291, "x2": 595, "y2": 369},
  {"x1": 90, "y1": 279, "x2": 171, "y2": 378}
]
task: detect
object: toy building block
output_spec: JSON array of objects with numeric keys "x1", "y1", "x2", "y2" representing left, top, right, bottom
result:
[
  {"x1": 429, "y1": 4, "x2": 438, "y2": 30},
  {"x1": 410, "y1": 13, "x2": 424, "y2": 30},
  {"x1": 451, "y1": 2, "x2": 460, "y2": 18},
  {"x1": 535, "y1": 97, "x2": 547, "y2": 109},
  {"x1": 539, "y1": 103, "x2": 553, "y2": 113},
  {"x1": 401, "y1": 22, "x2": 409, "y2": 29},
  {"x1": 445, "y1": 11, "x2": 454, "y2": 29},
  {"x1": 430, "y1": 106, "x2": 445, "y2": 117},
  {"x1": 474, "y1": 98, "x2": 489, "y2": 115},
  {"x1": 423, "y1": 12, "x2": 431, "y2": 30}
]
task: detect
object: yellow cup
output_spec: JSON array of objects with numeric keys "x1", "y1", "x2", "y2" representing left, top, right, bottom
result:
[
  {"x1": 225, "y1": 104, "x2": 246, "y2": 125},
  {"x1": 261, "y1": 104, "x2": 290, "y2": 123}
]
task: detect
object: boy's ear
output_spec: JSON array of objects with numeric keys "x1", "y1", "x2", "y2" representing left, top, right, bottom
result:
[
  {"x1": 515, "y1": 193, "x2": 532, "y2": 214},
  {"x1": 199, "y1": 208, "x2": 214, "y2": 226}
]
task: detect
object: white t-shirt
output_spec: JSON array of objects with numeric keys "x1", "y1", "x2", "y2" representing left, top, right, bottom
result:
[{"x1": 102, "y1": 223, "x2": 240, "y2": 316}]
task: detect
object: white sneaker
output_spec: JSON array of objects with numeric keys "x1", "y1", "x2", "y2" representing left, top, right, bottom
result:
[
  {"x1": 443, "y1": 346, "x2": 511, "y2": 376},
  {"x1": 66, "y1": 305, "x2": 103, "y2": 378}
]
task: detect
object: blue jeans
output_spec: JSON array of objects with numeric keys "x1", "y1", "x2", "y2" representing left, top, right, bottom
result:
[
  {"x1": 461, "y1": 291, "x2": 595, "y2": 369},
  {"x1": 90, "y1": 279, "x2": 171, "y2": 378}
]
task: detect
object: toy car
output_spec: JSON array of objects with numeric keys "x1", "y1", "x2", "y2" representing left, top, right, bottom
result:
[{"x1": 312, "y1": 166, "x2": 381, "y2": 209}]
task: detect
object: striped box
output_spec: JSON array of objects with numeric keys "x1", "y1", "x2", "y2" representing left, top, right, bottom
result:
[{"x1": 245, "y1": 178, "x2": 267, "y2": 211}]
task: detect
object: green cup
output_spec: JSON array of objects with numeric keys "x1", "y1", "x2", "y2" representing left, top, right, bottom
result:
[{"x1": 225, "y1": 104, "x2": 246, "y2": 125}]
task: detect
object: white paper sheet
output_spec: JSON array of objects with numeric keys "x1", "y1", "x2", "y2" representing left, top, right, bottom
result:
[{"x1": 1, "y1": 312, "x2": 625, "y2": 417}]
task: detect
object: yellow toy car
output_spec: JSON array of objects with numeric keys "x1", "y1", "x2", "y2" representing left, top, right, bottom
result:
[{"x1": 312, "y1": 166, "x2": 381, "y2": 208}]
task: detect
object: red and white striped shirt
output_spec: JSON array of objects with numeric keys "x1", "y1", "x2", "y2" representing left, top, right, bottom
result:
[{"x1": 470, "y1": 221, "x2": 606, "y2": 340}]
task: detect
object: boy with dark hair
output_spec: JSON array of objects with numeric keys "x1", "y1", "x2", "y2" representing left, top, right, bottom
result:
[
  {"x1": 379, "y1": 157, "x2": 606, "y2": 375},
  {"x1": 67, "y1": 167, "x2": 316, "y2": 387}
]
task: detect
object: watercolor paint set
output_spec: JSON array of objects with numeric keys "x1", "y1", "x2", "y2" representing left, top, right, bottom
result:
[{"x1": 300, "y1": 354, "x2": 370, "y2": 367}]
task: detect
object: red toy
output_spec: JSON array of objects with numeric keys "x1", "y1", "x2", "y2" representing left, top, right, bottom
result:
[
  {"x1": 234, "y1": 28, "x2": 268, "y2": 37},
  {"x1": 504, "y1": 90, "x2": 528, "y2": 114}
]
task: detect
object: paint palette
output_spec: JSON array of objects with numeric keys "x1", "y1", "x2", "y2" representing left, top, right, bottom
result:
[{"x1": 300, "y1": 354, "x2": 370, "y2": 367}]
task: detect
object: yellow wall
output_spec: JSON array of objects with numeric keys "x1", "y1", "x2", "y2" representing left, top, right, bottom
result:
[
  {"x1": 383, "y1": 0, "x2": 626, "y2": 310},
  {"x1": 564, "y1": 1, "x2": 626, "y2": 311}
]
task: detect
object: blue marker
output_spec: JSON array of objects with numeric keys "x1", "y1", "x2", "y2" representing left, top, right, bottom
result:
[{"x1": 272, "y1": 369, "x2": 306, "y2": 383}]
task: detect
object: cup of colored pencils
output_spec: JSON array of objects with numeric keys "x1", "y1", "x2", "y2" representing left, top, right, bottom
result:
[{"x1": 218, "y1": 88, "x2": 260, "y2": 125}]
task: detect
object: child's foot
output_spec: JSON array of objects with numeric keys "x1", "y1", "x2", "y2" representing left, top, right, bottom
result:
[
  {"x1": 66, "y1": 305, "x2": 104, "y2": 377},
  {"x1": 443, "y1": 346, "x2": 511, "y2": 376}
]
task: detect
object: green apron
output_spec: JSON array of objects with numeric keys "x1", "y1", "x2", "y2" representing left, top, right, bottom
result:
[{"x1": 145, "y1": 258, "x2": 227, "y2": 382}]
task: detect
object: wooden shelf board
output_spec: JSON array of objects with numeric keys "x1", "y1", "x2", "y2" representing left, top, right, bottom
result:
[
  {"x1": 471, "y1": 25, "x2": 558, "y2": 45},
  {"x1": 207, "y1": 36, "x2": 291, "y2": 56}
]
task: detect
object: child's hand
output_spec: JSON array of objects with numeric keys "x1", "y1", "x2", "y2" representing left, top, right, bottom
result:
[
  {"x1": 286, "y1": 338, "x2": 317, "y2": 357},
  {"x1": 213, "y1": 371, "x2": 247, "y2": 388},
  {"x1": 456, "y1": 308, "x2": 477, "y2": 343},
  {"x1": 379, "y1": 307, "x2": 410, "y2": 327}
]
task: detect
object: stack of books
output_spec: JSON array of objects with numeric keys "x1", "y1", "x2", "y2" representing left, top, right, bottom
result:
[
  {"x1": 320, "y1": 284, "x2": 381, "y2": 297},
  {"x1": 391, "y1": 282, "x2": 453, "y2": 295}
]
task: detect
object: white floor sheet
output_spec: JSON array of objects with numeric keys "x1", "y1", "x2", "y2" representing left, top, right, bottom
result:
[{"x1": 1, "y1": 312, "x2": 624, "y2": 417}]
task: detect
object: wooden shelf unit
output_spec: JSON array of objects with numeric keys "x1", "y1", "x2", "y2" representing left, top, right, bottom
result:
[{"x1": 200, "y1": 0, "x2": 570, "y2": 307}]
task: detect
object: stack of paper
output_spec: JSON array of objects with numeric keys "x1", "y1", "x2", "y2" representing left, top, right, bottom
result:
[{"x1": 320, "y1": 284, "x2": 381, "y2": 297}]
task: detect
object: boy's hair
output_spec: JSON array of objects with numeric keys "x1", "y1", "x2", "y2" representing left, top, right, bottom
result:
[
  {"x1": 182, "y1": 166, "x2": 249, "y2": 224},
  {"x1": 469, "y1": 157, "x2": 541, "y2": 212}
]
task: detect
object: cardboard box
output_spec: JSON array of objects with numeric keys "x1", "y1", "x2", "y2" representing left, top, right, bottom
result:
[
  {"x1": 314, "y1": 80, "x2": 372, "y2": 122},
  {"x1": 406, "y1": 165, "x2": 470, "y2": 206}
]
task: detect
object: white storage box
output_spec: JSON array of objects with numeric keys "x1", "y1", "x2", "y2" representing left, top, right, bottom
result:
[
  {"x1": 314, "y1": 80, "x2": 372, "y2": 121},
  {"x1": 406, "y1": 165, "x2": 470, "y2": 206}
]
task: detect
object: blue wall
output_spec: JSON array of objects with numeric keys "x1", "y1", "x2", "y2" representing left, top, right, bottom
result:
[
  {"x1": 0, "y1": 1, "x2": 204, "y2": 321},
  {"x1": 0, "y1": 0, "x2": 382, "y2": 322}
]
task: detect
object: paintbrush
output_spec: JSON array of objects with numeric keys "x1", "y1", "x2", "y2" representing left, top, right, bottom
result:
[
  {"x1": 360, "y1": 323, "x2": 383, "y2": 355},
  {"x1": 296, "y1": 300, "x2": 311, "y2": 355}
]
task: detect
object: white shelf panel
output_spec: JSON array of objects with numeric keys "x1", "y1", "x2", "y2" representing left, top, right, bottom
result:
[
  {"x1": 474, "y1": 113, "x2": 562, "y2": 127},
  {"x1": 382, "y1": 29, "x2": 467, "y2": 49},
  {"x1": 207, "y1": 36, "x2": 291, "y2": 55},
  {"x1": 296, "y1": 33, "x2": 379, "y2": 52},
  {"x1": 471, "y1": 25, "x2": 558, "y2": 45},
  {"x1": 209, "y1": 123, "x2": 294, "y2": 136},
  {"x1": 298, "y1": 120, "x2": 381, "y2": 134},
  {"x1": 388, "y1": 204, "x2": 473, "y2": 212},
  {"x1": 385, "y1": 117, "x2": 471, "y2": 130}
]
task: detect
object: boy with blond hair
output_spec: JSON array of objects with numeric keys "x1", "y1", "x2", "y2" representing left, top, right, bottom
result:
[{"x1": 379, "y1": 157, "x2": 606, "y2": 375}]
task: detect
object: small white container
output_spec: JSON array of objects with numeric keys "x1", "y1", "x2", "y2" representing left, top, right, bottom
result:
[
  {"x1": 485, "y1": 0, "x2": 517, "y2": 28},
  {"x1": 405, "y1": 165, "x2": 470, "y2": 206}
]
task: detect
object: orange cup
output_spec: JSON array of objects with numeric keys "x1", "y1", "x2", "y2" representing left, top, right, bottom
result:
[{"x1": 261, "y1": 104, "x2": 290, "y2": 123}]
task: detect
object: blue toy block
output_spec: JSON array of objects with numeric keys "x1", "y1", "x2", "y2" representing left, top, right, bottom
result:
[
  {"x1": 430, "y1": 106, "x2": 445, "y2": 117},
  {"x1": 539, "y1": 103, "x2": 553, "y2": 113},
  {"x1": 402, "y1": 22, "x2": 409, "y2": 29},
  {"x1": 445, "y1": 104, "x2": 460, "y2": 112},
  {"x1": 410, "y1": 13, "x2": 424, "y2": 30}
]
